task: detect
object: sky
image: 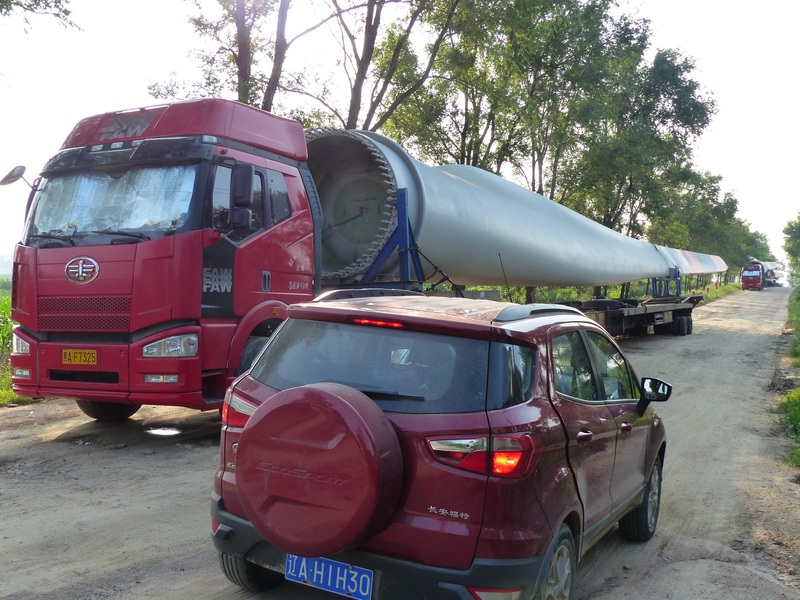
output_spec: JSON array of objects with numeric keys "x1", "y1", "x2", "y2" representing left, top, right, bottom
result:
[{"x1": 0, "y1": 0, "x2": 796, "y2": 267}]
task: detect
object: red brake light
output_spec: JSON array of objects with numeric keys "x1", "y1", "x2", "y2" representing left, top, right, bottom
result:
[
  {"x1": 221, "y1": 389, "x2": 256, "y2": 428},
  {"x1": 350, "y1": 317, "x2": 406, "y2": 329},
  {"x1": 427, "y1": 434, "x2": 538, "y2": 478},
  {"x1": 427, "y1": 437, "x2": 488, "y2": 474},
  {"x1": 491, "y1": 435, "x2": 534, "y2": 476}
]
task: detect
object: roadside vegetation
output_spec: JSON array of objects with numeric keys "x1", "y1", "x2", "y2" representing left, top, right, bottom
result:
[
  {"x1": 778, "y1": 287, "x2": 800, "y2": 467},
  {"x1": 0, "y1": 280, "x2": 31, "y2": 407}
]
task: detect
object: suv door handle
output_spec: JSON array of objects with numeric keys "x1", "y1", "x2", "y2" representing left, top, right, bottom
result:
[
  {"x1": 576, "y1": 430, "x2": 593, "y2": 443},
  {"x1": 620, "y1": 422, "x2": 632, "y2": 433}
]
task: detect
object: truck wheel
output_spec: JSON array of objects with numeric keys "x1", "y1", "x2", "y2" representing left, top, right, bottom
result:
[
  {"x1": 618, "y1": 456, "x2": 662, "y2": 541},
  {"x1": 534, "y1": 524, "x2": 576, "y2": 600},
  {"x1": 235, "y1": 336, "x2": 269, "y2": 376},
  {"x1": 75, "y1": 400, "x2": 141, "y2": 422},
  {"x1": 235, "y1": 382, "x2": 403, "y2": 557},
  {"x1": 218, "y1": 552, "x2": 283, "y2": 592}
]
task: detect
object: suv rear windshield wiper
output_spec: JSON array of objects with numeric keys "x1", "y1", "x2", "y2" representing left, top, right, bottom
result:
[{"x1": 361, "y1": 390, "x2": 426, "y2": 402}]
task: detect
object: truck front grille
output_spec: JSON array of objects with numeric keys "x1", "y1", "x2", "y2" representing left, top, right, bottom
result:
[{"x1": 38, "y1": 296, "x2": 132, "y2": 332}]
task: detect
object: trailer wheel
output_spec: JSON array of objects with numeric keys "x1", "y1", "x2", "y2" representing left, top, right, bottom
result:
[
  {"x1": 75, "y1": 400, "x2": 141, "y2": 422},
  {"x1": 687, "y1": 314, "x2": 694, "y2": 335},
  {"x1": 678, "y1": 316, "x2": 688, "y2": 336}
]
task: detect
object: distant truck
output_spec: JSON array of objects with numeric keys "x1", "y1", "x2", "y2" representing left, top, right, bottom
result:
[
  {"x1": 741, "y1": 263, "x2": 764, "y2": 290},
  {"x1": 2, "y1": 99, "x2": 726, "y2": 421}
]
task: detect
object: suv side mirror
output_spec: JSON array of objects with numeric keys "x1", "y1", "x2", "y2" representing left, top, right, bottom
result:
[
  {"x1": 641, "y1": 377, "x2": 672, "y2": 402},
  {"x1": 636, "y1": 377, "x2": 672, "y2": 415},
  {"x1": 230, "y1": 164, "x2": 254, "y2": 229}
]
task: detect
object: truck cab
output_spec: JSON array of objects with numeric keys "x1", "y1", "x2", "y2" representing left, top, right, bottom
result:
[
  {"x1": 10, "y1": 99, "x2": 320, "y2": 420},
  {"x1": 741, "y1": 263, "x2": 763, "y2": 291}
]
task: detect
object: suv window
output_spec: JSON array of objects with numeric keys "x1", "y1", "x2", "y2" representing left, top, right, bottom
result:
[
  {"x1": 584, "y1": 331, "x2": 639, "y2": 401},
  {"x1": 489, "y1": 343, "x2": 536, "y2": 408},
  {"x1": 551, "y1": 330, "x2": 599, "y2": 401},
  {"x1": 249, "y1": 319, "x2": 499, "y2": 414}
]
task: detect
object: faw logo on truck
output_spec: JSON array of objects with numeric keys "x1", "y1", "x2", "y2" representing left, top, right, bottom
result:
[
  {"x1": 65, "y1": 256, "x2": 99, "y2": 284},
  {"x1": 204, "y1": 268, "x2": 233, "y2": 293},
  {"x1": 99, "y1": 113, "x2": 156, "y2": 141}
]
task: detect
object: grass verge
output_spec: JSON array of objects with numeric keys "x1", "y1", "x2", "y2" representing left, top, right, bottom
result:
[{"x1": 781, "y1": 287, "x2": 800, "y2": 467}]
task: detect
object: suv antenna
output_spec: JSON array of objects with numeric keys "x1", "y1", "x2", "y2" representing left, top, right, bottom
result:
[{"x1": 498, "y1": 253, "x2": 511, "y2": 298}]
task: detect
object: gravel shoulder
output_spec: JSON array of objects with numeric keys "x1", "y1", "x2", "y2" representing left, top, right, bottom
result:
[{"x1": 0, "y1": 287, "x2": 798, "y2": 600}]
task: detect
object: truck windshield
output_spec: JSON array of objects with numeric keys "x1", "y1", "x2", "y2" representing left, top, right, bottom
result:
[{"x1": 24, "y1": 165, "x2": 197, "y2": 246}]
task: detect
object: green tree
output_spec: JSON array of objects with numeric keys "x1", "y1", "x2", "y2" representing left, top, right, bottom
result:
[
  {"x1": 784, "y1": 213, "x2": 800, "y2": 279},
  {"x1": 149, "y1": 0, "x2": 277, "y2": 105},
  {"x1": 559, "y1": 48, "x2": 715, "y2": 237},
  {"x1": 1, "y1": 0, "x2": 74, "y2": 25},
  {"x1": 151, "y1": 0, "x2": 464, "y2": 130}
]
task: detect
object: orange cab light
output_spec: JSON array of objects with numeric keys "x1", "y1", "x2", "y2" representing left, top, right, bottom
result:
[{"x1": 350, "y1": 317, "x2": 406, "y2": 329}]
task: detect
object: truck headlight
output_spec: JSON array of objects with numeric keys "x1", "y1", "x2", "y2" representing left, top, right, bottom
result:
[
  {"x1": 142, "y1": 334, "x2": 198, "y2": 358},
  {"x1": 12, "y1": 334, "x2": 30, "y2": 355}
]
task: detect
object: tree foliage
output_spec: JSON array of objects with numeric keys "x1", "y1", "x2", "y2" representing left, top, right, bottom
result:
[
  {"x1": 150, "y1": 0, "x2": 777, "y2": 279},
  {"x1": 1, "y1": 0, "x2": 74, "y2": 25},
  {"x1": 785, "y1": 213, "x2": 800, "y2": 281}
]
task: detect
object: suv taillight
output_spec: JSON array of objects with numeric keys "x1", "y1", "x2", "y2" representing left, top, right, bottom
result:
[
  {"x1": 221, "y1": 389, "x2": 256, "y2": 428},
  {"x1": 427, "y1": 434, "x2": 537, "y2": 478}
]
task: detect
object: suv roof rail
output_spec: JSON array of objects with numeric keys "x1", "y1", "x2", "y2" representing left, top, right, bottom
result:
[
  {"x1": 494, "y1": 303, "x2": 584, "y2": 323},
  {"x1": 314, "y1": 288, "x2": 425, "y2": 302}
]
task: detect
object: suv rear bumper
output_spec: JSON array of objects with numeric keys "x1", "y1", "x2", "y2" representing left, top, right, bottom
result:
[{"x1": 211, "y1": 493, "x2": 546, "y2": 600}]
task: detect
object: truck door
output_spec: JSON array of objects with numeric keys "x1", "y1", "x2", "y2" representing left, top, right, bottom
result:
[{"x1": 203, "y1": 163, "x2": 314, "y2": 320}]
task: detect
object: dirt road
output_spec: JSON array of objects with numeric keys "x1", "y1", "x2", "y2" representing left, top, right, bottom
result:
[{"x1": 1, "y1": 287, "x2": 798, "y2": 600}]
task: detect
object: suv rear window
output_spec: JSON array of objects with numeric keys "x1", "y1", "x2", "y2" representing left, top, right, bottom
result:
[{"x1": 249, "y1": 319, "x2": 507, "y2": 414}]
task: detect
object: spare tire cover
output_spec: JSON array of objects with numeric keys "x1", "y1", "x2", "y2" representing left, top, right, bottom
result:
[{"x1": 236, "y1": 382, "x2": 403, "y2": 557}]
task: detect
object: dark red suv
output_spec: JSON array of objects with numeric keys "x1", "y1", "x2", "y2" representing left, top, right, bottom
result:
[{"x1": 211, "y1": 292, "x2": 671, "y2": 600}]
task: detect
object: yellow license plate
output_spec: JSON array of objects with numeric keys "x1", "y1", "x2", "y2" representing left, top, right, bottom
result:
[{"x1": 62, "y1": 349, "x2": 98, "y2": 365}]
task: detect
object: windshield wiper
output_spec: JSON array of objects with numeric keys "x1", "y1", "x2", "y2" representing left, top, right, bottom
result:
[
  {"x1": 360, "y1": 390, "x2": 426, "y2": 402},
  {"x1": 92, "y1": 230, "x2": 151, "y2": 243},
  {"x1": 27, "y1": 233, "x2": 76, "y2": 247}
]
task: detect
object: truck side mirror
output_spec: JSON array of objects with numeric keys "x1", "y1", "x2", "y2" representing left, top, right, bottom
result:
[
  {"x1": 230, "y1": 164, "x2": 254, "y2": 229},
  {"x1": 1, "y1": 165, "x2": 30, "y2": 187}
]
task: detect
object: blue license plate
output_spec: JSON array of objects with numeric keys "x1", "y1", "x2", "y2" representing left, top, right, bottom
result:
[{"x1": 285, "y1": 554, "x2": 373, "y2": 600}]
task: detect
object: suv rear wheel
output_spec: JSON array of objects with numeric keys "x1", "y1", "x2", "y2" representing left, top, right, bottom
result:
[{"x1": 536, "y1": 523, "x2": 576, "y2": 600}]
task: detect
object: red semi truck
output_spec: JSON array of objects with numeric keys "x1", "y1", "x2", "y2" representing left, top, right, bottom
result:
[
  {"x1": 4, "y1": 98, "x2": 726, "y2": 421},
  {"x1": 7, "y1": 100, "x2": 326, "y2": 420},
  {"x1": 741, "y1": 262, "x2": 764, "y2": 290}
]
